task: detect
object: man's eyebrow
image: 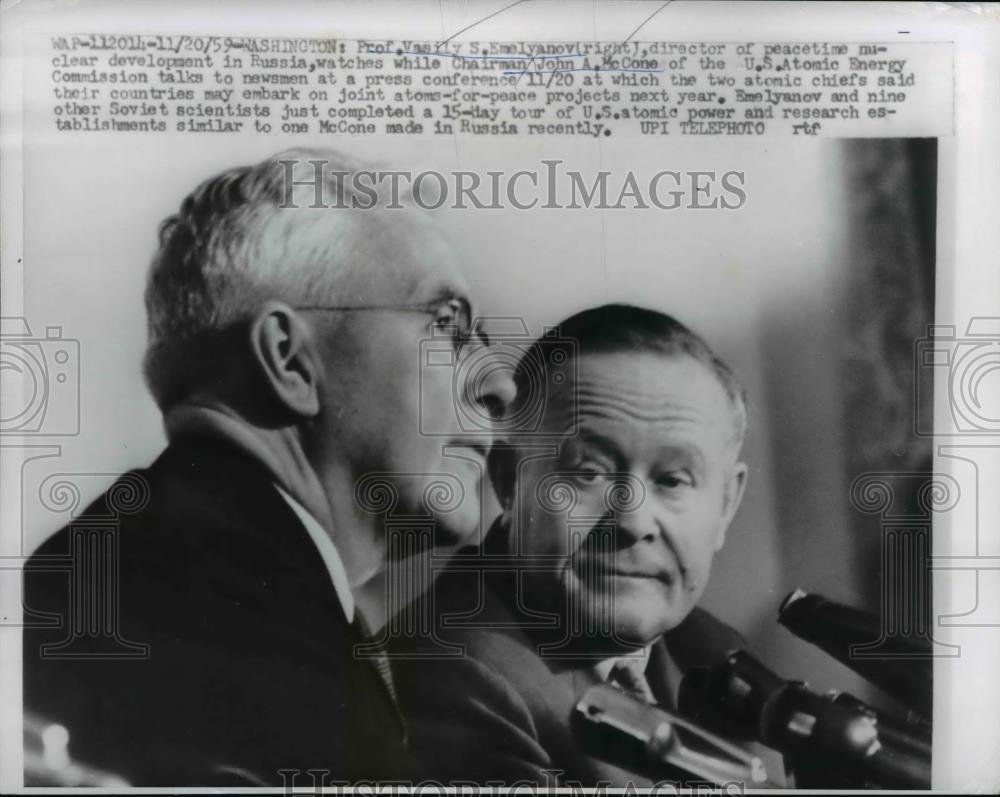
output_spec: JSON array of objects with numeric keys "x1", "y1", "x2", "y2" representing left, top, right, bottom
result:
[
  {"x1": 574, "y1": 432, "x2": 623, "y2": 463},
  {"x1": 423, "y1": 283, "x2": 468, "y2": 305},
  {"x1": 653, "y1": 443, "x2": 706, "y2": 471}
]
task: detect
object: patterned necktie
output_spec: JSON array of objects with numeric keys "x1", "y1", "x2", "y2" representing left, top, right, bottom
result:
[
  {"x1": 352, "y1": 612, "x2": 398, "y2": 705},
  {"x1": 609, "y1": 656, "x2": 658, "y2": 705}
]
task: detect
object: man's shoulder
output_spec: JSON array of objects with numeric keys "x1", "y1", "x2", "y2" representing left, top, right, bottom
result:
[
  {"x1": 392, "y1": 548, "x2": 543, "y2": 666},
  {"x1": 27, "y1": 462, "x2": 168, "y2": 570},
  {"x1": 392, "y1": 544, "x2": 605, "y2": 738},
  {"x1": 30, "y1": 437, "x2": 304, "y2": 559},
  {"x1": 389, "y1": 547, "x2": 585, "y2": 784},
  {"x1": 24, "y1": 437, "x2": 339, "y2": 634},
  {"x1": 21, "y1": 439, "x2": 410, "y2": 785}
]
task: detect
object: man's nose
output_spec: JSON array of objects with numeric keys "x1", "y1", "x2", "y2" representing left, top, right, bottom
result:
[
  {"x1": 608, "y1": 478, "x2": 660, "y2": 545},
  {"x1": 464, "y1": 349, "x2": 517, "y2": 424}
]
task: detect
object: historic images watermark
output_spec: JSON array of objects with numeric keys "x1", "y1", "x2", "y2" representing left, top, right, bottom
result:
[
  {"x1": 0, "y1": 318, "x2": 80, "y2": 438},
  {"x1": 278, "y1": 158, "x2": 748, "y2": 211},
  {"x1": 277, "y1": 767, "x2": 748, "y2": 795}
]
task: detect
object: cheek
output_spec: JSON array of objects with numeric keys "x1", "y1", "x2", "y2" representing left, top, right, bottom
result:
[
  {"x1": 378, "y1": 352, "x2": 427, "y2": 427},
  {"x1": 681, "y1": 522, "x2": 723, "y2": 594},
  {"x1": 356, "y1": 317, "x2": 425, "y2": 392},
  {"x1": 426, "y1": 369, "x2": 457, "y2": 423},
  {"x1": 682, "y1": 487, "x2": 728, "y2": 543}
]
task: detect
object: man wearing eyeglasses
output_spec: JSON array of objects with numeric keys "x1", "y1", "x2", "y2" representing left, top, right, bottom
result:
[{"x1": 23, "y1": 149, "x2": 515, "y2": 786}]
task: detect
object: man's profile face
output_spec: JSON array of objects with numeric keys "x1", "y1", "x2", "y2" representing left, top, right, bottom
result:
[
  {"x1": 513, "y1": 350, "x2": 747, "y2": 649},
  {"x1": 306, "y1": 212, "x2": 511, "y2": 544}
]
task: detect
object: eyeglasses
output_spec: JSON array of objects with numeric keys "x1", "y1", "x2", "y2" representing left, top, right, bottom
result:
[{"x1": 295, "y1": 296, "x2": 489, "y2": 353}]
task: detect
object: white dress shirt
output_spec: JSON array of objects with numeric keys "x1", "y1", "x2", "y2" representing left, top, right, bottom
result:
[
  {"x1": 593, "y1": 645, "x2": 653, "y2": 683},
  {"x1": 273, "y1": 484, "x2": 355, "y2": 623}
]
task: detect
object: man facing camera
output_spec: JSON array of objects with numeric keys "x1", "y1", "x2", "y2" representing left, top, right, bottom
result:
[
  {"x1": 23, "y1": 149, "x2": 514, "y2": 786},
  {"x1": 391, "y1": 303, "x2": 758, "y2": 786}
]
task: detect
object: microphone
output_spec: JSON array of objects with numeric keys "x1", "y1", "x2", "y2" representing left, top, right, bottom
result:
[
  {"x1": 827, "y1": 691, "x2": 931, "y2": 754},
  {"x1": 778, "y1": 589, "x2": 932, "y2": 719},
  {"x1": 572, "y1": 683, "x2": 772, "y2": 787},
  {"x1": 678, "y1": 649, "x2": 931, "y2": 789}
]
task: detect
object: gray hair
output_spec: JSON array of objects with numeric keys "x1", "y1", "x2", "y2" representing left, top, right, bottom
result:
[{"x1": 143, "y1": 148, "x2": 408, "y2": 410}]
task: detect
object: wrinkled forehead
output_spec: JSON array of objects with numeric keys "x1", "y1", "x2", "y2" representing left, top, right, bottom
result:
[{"x1": 541, "y1": 350, "x2": 738, "y2": 442}]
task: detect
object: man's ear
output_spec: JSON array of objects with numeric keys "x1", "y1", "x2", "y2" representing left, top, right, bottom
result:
[
  {"x1": 714, "y1": 461, "x2": 748, "y2": 552},
  {"x1": 487, "y1": 442, "x2": 518, "y2": 513},
  {"x1": 249, "y1": 302, "x2": 321, "y2": 419}
]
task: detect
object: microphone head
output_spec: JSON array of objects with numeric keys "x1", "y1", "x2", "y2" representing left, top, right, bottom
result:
[
  {"x1": 778, "y1": 587, "x2": 810, "y2": 616},
  {"x1": 776, "y1": 589, "x2": 932, "y2": 718}
]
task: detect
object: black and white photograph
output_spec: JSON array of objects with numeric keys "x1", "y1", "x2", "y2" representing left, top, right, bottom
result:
[{"x1": 1, "y1": 1, "x2": 998, "y2": 792}]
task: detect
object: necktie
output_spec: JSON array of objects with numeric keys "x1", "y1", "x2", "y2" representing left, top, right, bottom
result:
[
  {"x1": 609, "y1": 656, "x2": 658, "y2": 705},
  {"x1": 352, "y1": 613, "x2": 398, "y2": 705}
]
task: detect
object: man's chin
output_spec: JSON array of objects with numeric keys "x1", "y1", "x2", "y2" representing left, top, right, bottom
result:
[
  {"x1": 430, "y1": 504, "x2": 482, "y2": 548},
  {"x1": 610, "y1": 597, "x2": 682, "y2": 647},
  {"x1": 613, "y1": 616, "x2": 678, "y2": 647},
  {"x1": 566, "y1": 600, "x2": 679, "y2": 650}
]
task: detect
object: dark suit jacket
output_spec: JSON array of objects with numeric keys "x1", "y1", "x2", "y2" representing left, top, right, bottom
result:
[
  {"x1": 390, "y1": 519, "x2": 765, "y2": 787},
  {"x1": 23, "y1": 435, "x2": 414, "y2": 786}
]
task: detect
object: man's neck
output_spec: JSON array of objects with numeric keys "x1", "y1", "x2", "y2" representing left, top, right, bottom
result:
[{"x1": 164, "y1": 400, "x2": 385, "y2": 588}]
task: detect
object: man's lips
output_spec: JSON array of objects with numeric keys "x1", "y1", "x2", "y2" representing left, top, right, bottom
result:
[
  {"x1": 610, "y1": 569, "x2": 676, "y2": 586},
  {"x1": 575, "y1": 558, "x2": 678, "y2": 586}
]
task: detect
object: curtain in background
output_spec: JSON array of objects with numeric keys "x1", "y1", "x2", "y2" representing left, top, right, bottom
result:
[{"x1": 841, "y1": 138, "x2": 936, "y2": 656}]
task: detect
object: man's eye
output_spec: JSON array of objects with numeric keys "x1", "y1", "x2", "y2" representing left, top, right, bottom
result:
[
  {"x1": 573, "y1": 462, "x2": 609, "y2": 484},
  {"x1": 657, "y1": 471, "x2": 693, "y2": 489},
  {"x1": 432, "y1": 307, "x2": 459, "y2": 332}
]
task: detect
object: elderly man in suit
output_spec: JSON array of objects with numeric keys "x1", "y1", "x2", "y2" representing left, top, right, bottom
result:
[
  {"x1": 390, "y1": 303, "x2": 769, "y2": 787},
  {"x1": 23, "y1": 149, "x2": 515, "y2": 786}
]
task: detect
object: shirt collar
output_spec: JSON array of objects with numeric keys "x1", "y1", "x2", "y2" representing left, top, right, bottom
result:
[
  {"x1": 274, "y1": 484, "x2": 355, "y2": 623},
  {"x1": 593, "y1": 645, "x2": 653, "y2": 682}
]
